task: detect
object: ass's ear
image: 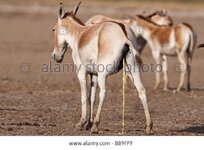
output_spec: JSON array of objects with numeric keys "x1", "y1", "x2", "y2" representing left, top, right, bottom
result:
[
  {"x1": 73, "y1": 2, "x2": 82, "y2": 15},
  {"x1": 58, "y1": 3, "x2": 66, "y2": 19}
]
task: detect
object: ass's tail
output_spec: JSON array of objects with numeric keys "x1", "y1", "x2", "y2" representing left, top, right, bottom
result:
[
  {"x1": 185, "y1": 32, "x2": 196, "y2": 92},
  {"x1": 185, "y1": 27, "x2": 197, "y2": 91},
  {"x1": 125, "y1": 40, "x2": 143, "y2": 68},
  {"x1": 187, "y1": 28, "x2": 197, "y2": 61},
  {"x1": 197, "y1": 44, "x2": 204, "y2": 49}
]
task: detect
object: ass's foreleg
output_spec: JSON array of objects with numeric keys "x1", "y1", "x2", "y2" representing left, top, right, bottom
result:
[
  {"x1": 76, "y1": 71, "x2": 88, "y2": 130},
  {"x1": 162, "y1": 55, "x2": 169, "y2": 91}
]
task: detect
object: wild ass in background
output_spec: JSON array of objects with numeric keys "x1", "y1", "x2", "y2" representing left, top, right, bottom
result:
[
  {"x1": 133, "y1": 15, "x2": 197, "y2": 92},
  {"x1": 86, "y1": 10, "x2": 173, "y2": 53},
  {"x1": 52, "y1": 3, "x2": 152, "y2": 134}
]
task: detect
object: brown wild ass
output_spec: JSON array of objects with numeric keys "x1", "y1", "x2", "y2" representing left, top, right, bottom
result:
[
  {"x1": 51, "y1": 3, "x2": 152, "y2": 134},
  {"x1": 133, "y1": 15, "x2": 197, "y2": 92}
]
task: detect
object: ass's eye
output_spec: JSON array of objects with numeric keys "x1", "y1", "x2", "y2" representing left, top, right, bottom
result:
[
  {"x1": 58, "y1": 28, "x2": 67, "y2": 35},
  {"x1": 52, "y1": 29, "x2": 55, "y2": 32}
]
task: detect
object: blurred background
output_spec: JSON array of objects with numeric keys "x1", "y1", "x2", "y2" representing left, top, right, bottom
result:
[{"x1": 0, "y1": 0, "x2": 204, "y2": 7}]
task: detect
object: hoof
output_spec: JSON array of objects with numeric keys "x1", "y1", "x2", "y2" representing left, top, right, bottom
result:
[
  {"x1": 176, "y1": 89, "x2": 181, "y2": 92},
  {"x1": 163, "y1": 87, "x2": 170, "y2": 91},
  {"x1": 172, "y1": 90, "x2": 177, "y2": 94},
  {"x1": 75, "y1": 121, "x2": 86, "y2": 131},
  {"x1": 75, "y1": 124, "x2": 83, "y2": 131},
  {"x1": 84, "y1": 121, "x2": 93, "y2": 130},
  {"x1": 91, "y1": 125, "x2": 99, "y2": 134},
  {"x1": 145, "y1": 122, "x2": 153, "y2": 135},
  {"x1": 186, "y1": 87, "x2": 191, "y2": 92},
  {"x1": 146, "y1": 127, "x2": 153, "y2": 135}
]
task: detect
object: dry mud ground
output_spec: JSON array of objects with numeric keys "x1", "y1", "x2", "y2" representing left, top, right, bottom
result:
[{"x1": 0, "y1": 5, "x2": 204, "y2": 135}]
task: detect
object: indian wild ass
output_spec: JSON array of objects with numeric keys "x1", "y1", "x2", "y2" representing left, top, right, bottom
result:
[
  {"x1": 133, "y1": 15, "x2": 197, "y2": 92},
  {"x1": 51, "y1": 3, "x2": 152, "y2": 134}
]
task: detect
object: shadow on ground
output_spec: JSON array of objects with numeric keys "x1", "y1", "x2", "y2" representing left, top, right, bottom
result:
[{"x1": 176, "y1": 125, "x2": 204, "y2": 134}]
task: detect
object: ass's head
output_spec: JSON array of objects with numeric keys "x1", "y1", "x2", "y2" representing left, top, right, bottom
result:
[
  {"x1": 147, "y1": 10, "x2": 173, "y2": 26},
  {"x1": 52, "y1": 2, "x2": 82, "y2": 63}
]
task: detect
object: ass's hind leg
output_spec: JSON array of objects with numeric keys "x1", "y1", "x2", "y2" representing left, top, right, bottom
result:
[
  {"x1": 91, "y1": 73, "x2": 107, "y2": 133},
  {"x1": 126, "y1": 50, "x2": 153, "y2": 134},
  {"x1": 85, "y1": 74, "x2": 98, "y2": 130},
  {"x1": 186, "y1": 55, "x2": 191, "y2": 91},
  {"x1": 177, "y1": 52, "x2": 187, "y2": 92},
  {"x1": 152, "y1": 50, "x2": 161, "y2": 90},
  {"x1": 162, "y1": 55, "x2": 169, "y2": 91}
]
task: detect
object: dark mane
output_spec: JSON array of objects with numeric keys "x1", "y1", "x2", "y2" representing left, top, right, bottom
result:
[
  {"x1": 71, "y1": 15, "x2": 85, "y2": 26},
  {"x1": 145, "y1": 11, "x2": 173, "y2": 26},
  {"x1": 136, "y1": 15, "x2": 159, "y2": 26},
  {"x1": 64, "y1": 11, "x2": 85, "y2": 26},
  {"x1": 146, "y1": 11, "x2": 159, "y2": 18}
]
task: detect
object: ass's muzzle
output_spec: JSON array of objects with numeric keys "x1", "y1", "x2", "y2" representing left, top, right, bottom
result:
[{"x1": 52, "y1": 43, "x2": 68, "y2": 63}]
